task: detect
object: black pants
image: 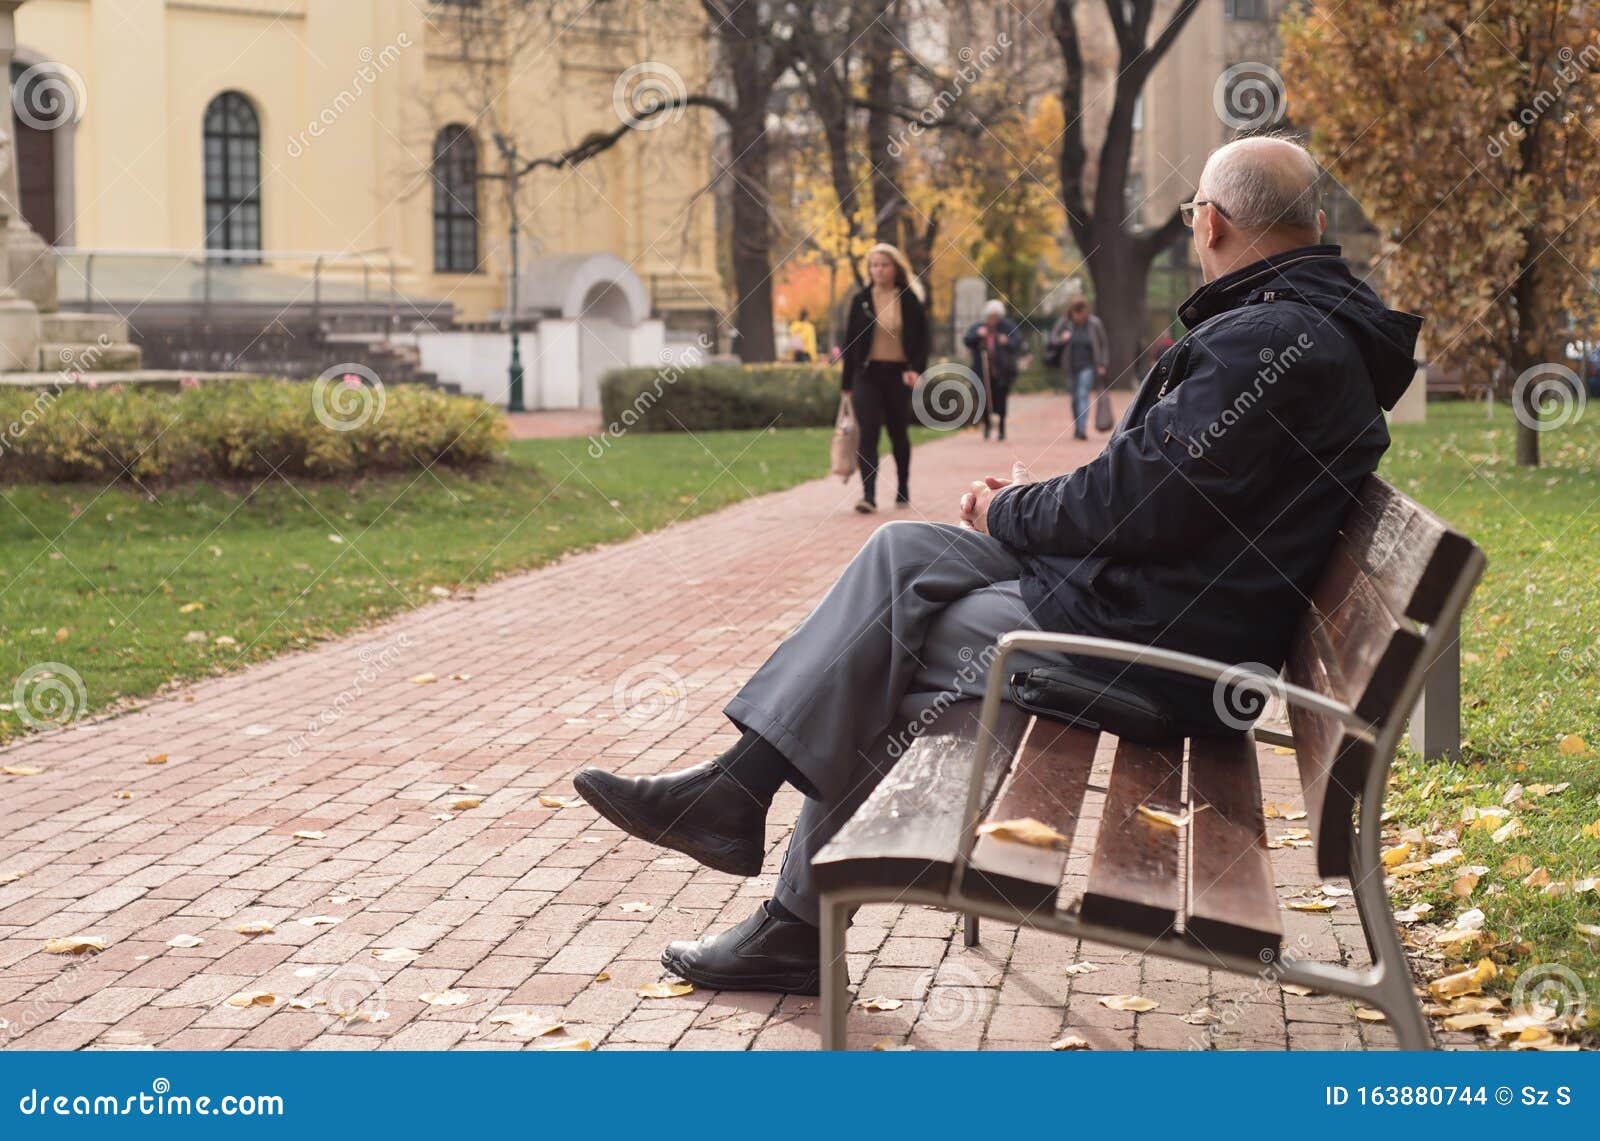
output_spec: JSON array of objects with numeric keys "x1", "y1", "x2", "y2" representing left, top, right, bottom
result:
[{"x1": 851, "y1": 360, "x2": 912, "y2": 504}]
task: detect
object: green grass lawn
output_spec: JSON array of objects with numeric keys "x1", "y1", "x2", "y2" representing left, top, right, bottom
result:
[
  {"x1": 0, "y1": 426, "x2": 845, "y2": 741},
  {"x1": 1378, "y1": 401, "x2": 1600, "y2": 1037}
]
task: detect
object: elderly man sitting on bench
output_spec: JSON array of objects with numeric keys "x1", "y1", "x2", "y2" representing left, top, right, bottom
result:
[{"x1": 574, "y1": 136, "x2": 1423, "y2": 994}]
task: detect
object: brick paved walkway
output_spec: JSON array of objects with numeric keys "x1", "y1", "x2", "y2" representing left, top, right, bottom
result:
[{"x1": 0, "y1": 394, "x2": 1410, "y2": 1051}]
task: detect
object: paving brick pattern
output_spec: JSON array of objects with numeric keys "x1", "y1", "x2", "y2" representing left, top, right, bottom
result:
[{"x1": 0, "y1": 394, "x2": 1436, "y2": 1051}]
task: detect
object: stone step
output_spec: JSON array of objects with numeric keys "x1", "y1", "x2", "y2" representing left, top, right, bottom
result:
[
  {"x1": 40, "y1": 311, "x2": 130, "y2": 344},
  {"x1": 38, "y1": 341, "x2": 144, "y2": 373}
]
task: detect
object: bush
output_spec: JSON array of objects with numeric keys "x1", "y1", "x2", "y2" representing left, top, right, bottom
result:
[
  {"x1": 0, "y1": 378, "x2": 506, "y2": 484},
  {"x1": 600, "y1": 363, "x2": 842, "y2": 433}
]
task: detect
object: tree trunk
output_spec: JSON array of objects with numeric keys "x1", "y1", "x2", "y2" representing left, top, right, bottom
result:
[
  {"x1": 865, "y1": 8, "x2": 903, "y2": 247},
  {"x1": 1086, "y1": 236, "x2": 1153, "y2": 385},
  {"x1": 720, "y1": 6, "x2": 778, "y2": 363}
]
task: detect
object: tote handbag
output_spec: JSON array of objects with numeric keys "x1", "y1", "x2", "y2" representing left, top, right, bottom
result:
[{"x1": 829, "y1": 395, "x2": 858, "y2": 480}]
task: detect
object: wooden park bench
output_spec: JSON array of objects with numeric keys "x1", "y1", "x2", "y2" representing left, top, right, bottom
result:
[{"x1": 812, "y1": 476, "x2": 1484, "y2": 1050}]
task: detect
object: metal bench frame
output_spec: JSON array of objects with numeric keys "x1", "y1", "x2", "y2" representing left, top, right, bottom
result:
[{"x1": 819, "y1": 543, "x2": 1483, "y2": 1051}]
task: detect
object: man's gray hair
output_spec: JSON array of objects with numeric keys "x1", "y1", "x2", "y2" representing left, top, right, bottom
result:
[{"x1": 1200, "y1": 136, "x2": 1322, "y2": 234}]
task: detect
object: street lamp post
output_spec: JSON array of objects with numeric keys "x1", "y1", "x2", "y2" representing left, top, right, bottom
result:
[{"x1": 495, "y1": 132, "x2": 526, "y2": 413}]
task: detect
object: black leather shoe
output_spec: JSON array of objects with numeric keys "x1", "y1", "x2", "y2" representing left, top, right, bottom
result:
[
  {"x1": 662, "y1": 902, "x2": 820, "y2": 994},
  {"x1": 573, "y1": 761, "x2": 764, "y2": 876}
]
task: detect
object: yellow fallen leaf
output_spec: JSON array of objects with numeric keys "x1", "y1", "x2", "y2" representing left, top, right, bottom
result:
[
  {"x1": 145, "y1": 754, "x2": 168, "y2": 765},
  {"x1": 0, "y1": 870, "x2": 24, "y2": 885},
  {"x1": 1521, "y1": 867, "x2": 1551, "y2": 889},
  {"x1": 409, "y1": 673, "x2": 439, "y2": 685},
  {"x1": 1576, "y1": 923, "x2": 1600, "y2": 939},
  {"x1": 1441, "y1": 1012, "x2": 1501, "y2": 1032},
  {"x1": 179, "y1": 601, "x2": 204, "y2": 613},
  {"x1": 1452, "y1": 873, "x2": 1480, "y2": 897},
  {"x1": 1500, "y1": 855, "x2": 1533, "y2": 877},
  {"x1": 418, "y1": 990, "x2": 473, "y2": 1007},
  {"x1": 2, "y1": 766, "x2": 44, "y2": 777},
  {"x1": 1098, "y1": 994, "x2": 1158, "y2": 1012},
  {"x1": 234, "y1": 921, "x2": 274, "y2": 935},
  {"x1": 284, "y1": 997, "x2": 322, "y2": 1010},
  {"x1": 336, "y1": 1009, "x2": 390, "y2": 1024},
  {"x1": 638, "y1": 982, "x2": 695, "y2": 999},
  {"x1": 1557, "y1": 734, "x2": 1588, "y2": 756},
  {"x1": 1282, "y1": 984, "x2": 1316, "y2": 996},
  {"x1": 291, "y1": 830, "x2": 325, "y2": 840},
  {"x1": 1286, "y1": 899, "x2": 1336, "y2": 913},
  {"x1": 372, "y1": 948, "x2": 421, "y2": 963},
  {"x1": 535, "y1": 1037, "x2": 592, "y2": 1051},
  {"x1": 1049, "y1": 1033, "x2": 1091, "y2": 1050},
  {"x1": 296, "y1": 915, "x2": 341, "y2": 927},
  {"x1": 1525, "y1": 783, "x2": 1569, "y2": 798},
  {"x1": 1354, "y1": 1007, "x2": 1387, "y2": 1022},
  {"x1": 225, "y1": 991, "x2": 277, "y2": 1008},
  {"x1": 487, "y1": 1011, "x2": 567, "y2": 1039},
  {"x1": 1136, "y1": 803, "x2": 1197, "y2": 829},
  {"x1": 1491, "y1": 818, "x2": 1524, "y2": 843},
  {"x1": 1271, "y1": 745, "x2": 1295, "y2": 755},
  {"x1": 449, "y1": 798, "x2": 481, "y2": 811},
  {"x1": 539, "y1": 795, "x2": 583, "y2": 809},
  {"x1": 1508, "y1": 1027, "x2": 1574, "y2": 1051},
  {"x1": 1581, "y1": 819, "x2": 1600, "y2": 840},
  {"x1": 594, "y1": 971, "x2": 611, "y2": 982},
  {"x1": 871, "y1": 1038, "x2": 915, "y2": 1051},
  {"x1": 166, "y1": 934, "x2": 204, "y2": 948},
  {"x1": 1063, "y1": 962, "x2": 1103, "y2": 976},
  {"x1": 44, "y1": 936, "x2": 105, "y2": 954},
  {"x1": 617, "y1": 901, "x2": 653, "y2": 913},
  {"x1": 976, "y1": 816, "x2": 1070, "y2": 849},
  {"x1": 1380, "y1": 842, "x2": 1412, "y2": 869},
  {"x1": 1427, "y1": 958, "x2": 1496, "y2": 1002},
  {"x1": 854, "y1": 995, "x2": 903, "y2": 1011}
]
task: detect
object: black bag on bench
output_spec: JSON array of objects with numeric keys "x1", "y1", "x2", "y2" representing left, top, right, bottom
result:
[{"x1": 1007, "y1": 662, "x2": 1243, "y2": 745}]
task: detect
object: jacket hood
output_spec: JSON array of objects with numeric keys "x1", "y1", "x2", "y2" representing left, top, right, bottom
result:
[{"x1": 1178, "y1": 245, "x2": 1423, "y2": 411}]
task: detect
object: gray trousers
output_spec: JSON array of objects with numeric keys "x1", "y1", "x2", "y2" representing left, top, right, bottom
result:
[{"x1": 724, "y1": 520, "x2": 1051, "y2": 925}]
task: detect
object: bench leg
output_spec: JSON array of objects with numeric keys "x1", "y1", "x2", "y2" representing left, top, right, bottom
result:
[
  {"x1": 1408, "y1": 615, "x2": 1462, "y2": 761},
  {"x1": 963, "y1": 913, "x2": 980, "y2": 947},
  {"x1": 1350, "y1": 831, "x2": 1433, "y2": 1049},
  {"x1": 820, "y1": 896, "x2": 851, "y2": 1051}
]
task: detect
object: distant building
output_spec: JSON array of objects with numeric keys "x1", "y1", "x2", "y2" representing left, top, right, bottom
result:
[{"x1": 11, "y1": 0, "x2": 726, "y2": 403}]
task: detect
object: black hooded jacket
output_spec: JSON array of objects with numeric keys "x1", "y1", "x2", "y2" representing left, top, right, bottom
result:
[{"x1": 985, "y1": 245, "x2": 1423, "y2": 729}]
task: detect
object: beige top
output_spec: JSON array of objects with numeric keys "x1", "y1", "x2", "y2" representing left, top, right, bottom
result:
[{"x1": 868, "y1": 288, "x2": 906, "y2": 363}]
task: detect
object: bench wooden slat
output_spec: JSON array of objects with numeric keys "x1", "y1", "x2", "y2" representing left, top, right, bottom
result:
[
  {"x1": 811, "y1": 700, "x2": 1031, "y2": 897},
  {"x1": 1305, "y1": 549, "x2": 1428, "y2": 723},
  {"x1": 1341, "y1": 476, "x2": 1477, "y2": 624},
  {"x1": 1185, "y1": 734, "x2": 1283, "y2": 960},
  {"x1": 962, "y1": 719, "x2": 1099, "y2": 912},
  {"x1": 1080, "y1": 738, "x2": 1184, "y2": 937}
]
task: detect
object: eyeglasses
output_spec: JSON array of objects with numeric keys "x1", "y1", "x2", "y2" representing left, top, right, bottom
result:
[{"x1": 1180, "y1": 198, "x2": 1232, "y2": 227}]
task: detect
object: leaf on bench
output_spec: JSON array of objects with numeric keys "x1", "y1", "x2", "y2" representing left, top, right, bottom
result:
[
  {"x1": 975, "y1": 816, "x2": 1070, "y2": 851},
  {"x1": 1136, "y1": 803, "x2": 1204, "y2": 829}
]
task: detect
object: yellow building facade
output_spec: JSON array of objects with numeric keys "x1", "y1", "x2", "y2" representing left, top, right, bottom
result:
[{"x1": 14, "y1": 0, "x2": 725, "y2": 326}]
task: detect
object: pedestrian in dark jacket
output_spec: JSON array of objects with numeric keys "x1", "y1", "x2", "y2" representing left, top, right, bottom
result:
[
  {"x1": 573, "y1": 137, "x2": 1422, "y2": 995},
  {"x1": 963, "y1": 300, "x2": 1023, "y2": 440},
  {"x1": 838, "y1": 243, "x2": 929, "y2": 513},
  {"x1": 1048, "y1": 298, "x2": 1109, "y2": 439}
]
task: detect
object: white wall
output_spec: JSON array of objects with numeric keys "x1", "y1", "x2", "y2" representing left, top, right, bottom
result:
[{"x1": 416, "y1": 317, "x2": 671, "y2": 409}]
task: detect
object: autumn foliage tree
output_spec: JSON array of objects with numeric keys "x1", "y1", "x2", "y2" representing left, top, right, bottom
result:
[{"x1": 1283, "y1": 0, "x2": 1600, "y2": 466}]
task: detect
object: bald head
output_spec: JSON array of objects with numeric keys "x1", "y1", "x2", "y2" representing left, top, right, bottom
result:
[{"x1": 1198, "y1": 136, "x2": 1322, "y2": 237}]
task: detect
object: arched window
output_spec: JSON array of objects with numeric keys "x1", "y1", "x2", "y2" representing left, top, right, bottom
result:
[
  {"x1": 432, "y1": 125, "x2": 480, "y2": 274},
  {"x1": 203, "y1": 91, "x2": 262, "y2": 257}
]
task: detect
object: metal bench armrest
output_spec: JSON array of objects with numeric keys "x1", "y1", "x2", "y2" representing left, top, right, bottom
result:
[{"x1": 952, "y1": 631, "x2": 1370, "y2": 878}]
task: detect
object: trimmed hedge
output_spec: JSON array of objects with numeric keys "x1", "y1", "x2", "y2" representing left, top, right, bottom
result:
[
  {"x1": 600, "y1": 363, "x2": 841, "y2": 433},
  {"x1": 0, "y1": 377, "x2": 506, "y2": 484}
]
